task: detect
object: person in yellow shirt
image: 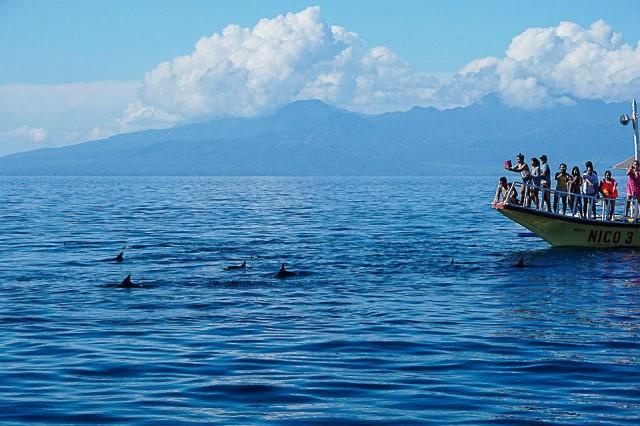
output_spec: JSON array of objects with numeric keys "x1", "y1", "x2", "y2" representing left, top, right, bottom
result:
[{"x1": 553, "y1": 163, "x2": 569, "y2": 214}]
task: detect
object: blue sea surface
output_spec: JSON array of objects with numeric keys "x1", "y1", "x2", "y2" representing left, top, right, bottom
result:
[{"x1": 1, "y1": 176, "x2": 639, "y2": 425}]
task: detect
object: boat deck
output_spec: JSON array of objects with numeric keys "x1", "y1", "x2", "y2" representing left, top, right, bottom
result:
[
  {"x1": 494, "y1": 181, "x2": 638, "y2": 224},
  {"x1": 493, "y1": 181, "x2": 640, "y2": 247}
]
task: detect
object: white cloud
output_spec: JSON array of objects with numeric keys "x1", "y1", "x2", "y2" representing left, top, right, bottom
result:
[
  {"x1": 449, "y1": 19, "x2": 640, "y2": 108},
  {"x1": 3, "y1": 9, "x2": 640, "y2": 156},
  {"x1": 121, "y1": 9, "x2": 640, "y2": 127},
  {"x1": 0, "y1": 126, "x2": 48, "y2": 156},
  {"x1": 120, "y1": 6, "x2": 439, "y2": 129},
  {"x1": 0, "y1": 126, "x2": 47, "y2": 143}
]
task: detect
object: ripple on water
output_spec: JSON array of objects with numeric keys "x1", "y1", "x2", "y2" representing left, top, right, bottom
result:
[{"x1": 0, "y1": 176, "x2": 639, "y2": 425}]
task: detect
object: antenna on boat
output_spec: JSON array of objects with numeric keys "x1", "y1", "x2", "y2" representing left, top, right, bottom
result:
[{"x1": 620, "y1": 98, "x2": 639, "y2": 160}]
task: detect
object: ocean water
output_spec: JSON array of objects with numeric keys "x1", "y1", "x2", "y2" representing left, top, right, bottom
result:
[{"x1": 0, "y1": 176, "x2": 639, "y2": 425}]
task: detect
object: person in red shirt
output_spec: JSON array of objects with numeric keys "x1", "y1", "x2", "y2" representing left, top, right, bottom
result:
[{"x1": 600, "y1": 170, "x2": 618, "y2": 221}]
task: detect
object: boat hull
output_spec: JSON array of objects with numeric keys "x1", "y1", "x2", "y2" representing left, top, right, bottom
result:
[{"x1": 494, "y1": 203, "x2": 640, "y2": 248}]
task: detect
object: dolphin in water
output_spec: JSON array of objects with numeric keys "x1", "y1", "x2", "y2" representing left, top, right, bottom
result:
[
  {"x1": 118, "y1": 274, "x2": 142, "y2": 288},
  {"x1": 275, "y1": 263, "x2": 297, "y2": 278},
  {"x1": 102, "y1": 251, "x2": 124, "y2": 263},
  {"x1": 225, "y1": 260, "x2": 247, "y2": 271},
  {"x1": 514, "y1": 256, "x2": 526, "y2": 268}
]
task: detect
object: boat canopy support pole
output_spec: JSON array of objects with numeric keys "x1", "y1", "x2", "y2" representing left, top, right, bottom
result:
[
  {"x1": 633, "y1": 98, "x2": 639, "y2": 160},
  {"x1": 619, "y1": 98, "x2": 639, "y2": 162}
]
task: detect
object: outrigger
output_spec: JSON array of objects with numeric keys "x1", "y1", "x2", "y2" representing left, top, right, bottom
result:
[{"x1": 493, "y1": 99, "x2": 640, "y2": 248}]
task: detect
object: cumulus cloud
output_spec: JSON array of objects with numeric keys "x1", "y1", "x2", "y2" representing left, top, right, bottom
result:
[
  {"x1": 3, "y1": 8, "x2": 640, "y2": 156},
  {"x1": 119, "y1": 9, "x2": 640, "y2": 130},
  {"x1": 443, "y1": 19, "x2": 640, "y2": 108},
  {"x1": 119, "y1": 6, "x2": 439, "y2": 130}
]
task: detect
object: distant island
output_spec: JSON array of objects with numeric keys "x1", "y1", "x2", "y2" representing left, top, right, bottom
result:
[{"x1": 0, "y1": 97, "x2": 630, "y2": 176}]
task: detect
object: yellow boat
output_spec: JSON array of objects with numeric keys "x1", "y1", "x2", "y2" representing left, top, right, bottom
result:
[
  {"x1": 494, "y1": 199, "x2": 640, "y2": 248},
  {"x1": 493, "y1": 99, "x2": 640, "y2": 248}
]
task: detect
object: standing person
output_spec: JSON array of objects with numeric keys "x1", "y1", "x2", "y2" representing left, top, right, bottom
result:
[
  {"x1": 554, "y1": 163, "x2": 570, "y2": 214},
  {"x1": 505, "y1": 153, "x2": 531, "y2": 206},
  {"x1": 530, "y1": 157, "x2": 541, "y2": 210},
  {"x1": 625, "y1": 160, "x2": 640, "y2": 219},
  {"x1": 568, "y1": 166, "x2": 583, "y2": 217},
  {"x1": 539, "y1": 154, "x2": 552, "y2": 212},
  {"x1": 582, "y1": 162, "x2": 599, "y2": 218},
  {"x1": 584, "y1": 160, "x2": 599, "y2": 185},
  {"x1": 599, "y1": 170, "x2": 618, "y2": 221}
]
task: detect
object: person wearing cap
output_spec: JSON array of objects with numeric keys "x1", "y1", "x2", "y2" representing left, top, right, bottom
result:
[
  {"x1": 539, "y1": 154, "x2": 552, "y2": 212},
  {"x1": 505, "y1": 153, "x2": 531, "y2": 206}
]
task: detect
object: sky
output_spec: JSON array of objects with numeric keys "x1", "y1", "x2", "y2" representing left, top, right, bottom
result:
[{"x1": 1, "y1": 0, "x2": 640, "y2": 155}]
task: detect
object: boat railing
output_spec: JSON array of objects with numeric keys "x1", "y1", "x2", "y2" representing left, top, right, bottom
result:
[{"x1": 495, "y1": 181, "x2": 640, "y2": 223}]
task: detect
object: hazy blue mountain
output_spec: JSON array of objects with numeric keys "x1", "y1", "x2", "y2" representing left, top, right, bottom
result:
[{"x1": 0, "y1": 97, "x2": 633, "y2": 175}]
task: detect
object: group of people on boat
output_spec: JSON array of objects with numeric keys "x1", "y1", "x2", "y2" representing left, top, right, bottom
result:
[{"x1": 494, "y1": 153, "x2": 640, "y2": 221}]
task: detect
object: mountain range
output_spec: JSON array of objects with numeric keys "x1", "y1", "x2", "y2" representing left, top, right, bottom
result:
[{"x1": 0, "y1": 97, "x2": 633, "y2": 175}]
